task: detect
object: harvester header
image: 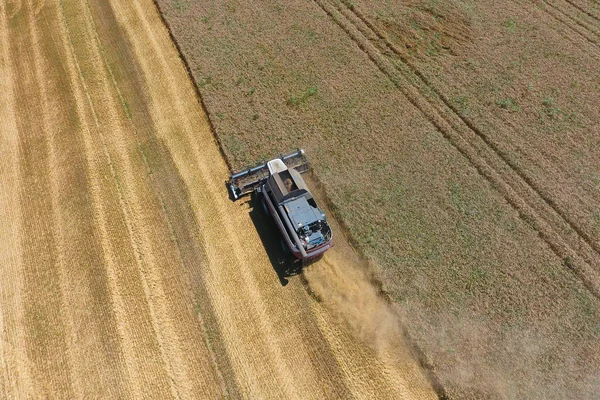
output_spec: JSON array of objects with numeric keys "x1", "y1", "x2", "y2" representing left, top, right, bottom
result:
[{"x1": 228, "y1": 148, "x2": 308, "y2": 200}]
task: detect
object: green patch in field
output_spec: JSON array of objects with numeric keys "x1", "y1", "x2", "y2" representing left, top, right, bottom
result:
[
  {"x1": 174, "y1": 0, "x2": 189, "y2": 12},
  {"x1": 420, "y1": 130, "x2": 441, "y2": 150},
  {"x1": 468, "y1": 266, "x2": 489, "y2": 285},
  {"x1": 504, "y1": 19, "x2": 517, "y2": 33},
  {"x1": 341, "y1": 0, "x2": 356, "y2": 10},
  {"x1": 448, "y1": 181, "x2": 479, "y2": 218},
  {"x1": 426, "y1": 33, "x2": 442, "y2": 57},
  {"x1": 122, "y1": 99, "x2": 132, "y2": 119},
  {"x1": 575, "y1": 288, "x2": 597, "y2": 317},
  {"x1": 289, "y1": 24, "x2": 319, "y2": 43},
  {"x1": 198, "y1": 13, "x2": 215, "y2": 24},
  {"x1": 138, "y1": 141, "x2": 161, "y2": 175},
  {"x1": 198, "y1": 76, "x2": 213, "y2": 87},
  {"x1": 451, "y1": 95, "x2": 470, "y2": 115},
  {"x1": 592, "y1": 211, "x2": 600, "y2": 228},
  {"x1": 223, "y1": 135, "x2": 245, "y2": 163},
  {"x1": 541, "y1": 97, "x2": 563, "y2": 119},
  {"x1": 287, "y1": 86, "x2": 318, "y2": 107},
  {"x1": 495, "y1": 97, "x2": 520, "y2": 112}
]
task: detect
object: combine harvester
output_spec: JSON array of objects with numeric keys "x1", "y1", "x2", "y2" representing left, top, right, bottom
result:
[{"x1": 228, "y1": 149, "x2": 332, "y2": 260}]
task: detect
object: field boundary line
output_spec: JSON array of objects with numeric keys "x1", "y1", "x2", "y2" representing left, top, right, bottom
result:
[
  {"x1": 312, "y1": 0, "x2": 600, "y2": 302},
  {"x1": 150, "y1": 0, "x2": 234, "y2": 173}
]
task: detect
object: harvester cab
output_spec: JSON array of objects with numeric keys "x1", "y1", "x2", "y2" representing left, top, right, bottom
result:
[{"x1": 228, "y1": 149, "x2": 332, "y2": 261}]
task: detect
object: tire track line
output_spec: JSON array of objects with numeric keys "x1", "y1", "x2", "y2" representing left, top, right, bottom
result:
[
  {"x1": 539, "y1": 0, "x2": 600, "y2": 43},
  {"x1": 565, "y1": 0, "x2": 600, "y2": 21},
  {"x1": 314, "y1": 0, "x2": 600, "y2": 300},
  {"x1": 336, "y1": 1, "x2": 600, "y2": 259},
  {"x1": 520, "y1": 0, "x2": 600, "y2": 51},
  {"x1": 81, "y1": 0, "x2": 228, "y2": 397},
  {"x1": 28, "y1": 1, "x2": 135, "y2": 396},
  {"x1": 53, "y1": 0, "x2": 161, "y2": 396},
  {"x1": 71, "y1": 0, "x2": 198, "y2": 397},
  {"x1": 522, "y1": 4, "x2": 600, "y2": 62},
  {"x1": 0, "y1": 4, "x2": 33, "y2": 397},
  {"x1": 336, "y1": 0, "x2": 600, "y2": 283}
]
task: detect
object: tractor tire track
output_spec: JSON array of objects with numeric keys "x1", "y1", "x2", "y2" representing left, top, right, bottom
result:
[
  {"x1": 69, "y1": 0, "x2": 227, "y2": 397},
  {"x1": 313, "y1": 0, "x2": 600, "y2": 300},
  {"x1": 567, "y1": 0, "x2": 600, "y2": 21},
  {"x1": 560, "y1": 0, "x2": 600, "y2": 22},
  {"x1": 539, "y1": 0, "x2": 600, "y2": 43},
  {"x1": 335, "y1": 1, "x2": 600, "y2": 258},
  {"x1": 0, "y1": 4, "x2": 34, "y2": 397},
  {"x1": 518, "y1": 0, "x2": 600, "y2": 53},
  {"x1": 25, "y1": 1, "x2": 136, "y2": 397}
]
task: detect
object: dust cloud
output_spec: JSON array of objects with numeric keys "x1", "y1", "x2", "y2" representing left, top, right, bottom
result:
[{"x1": 303, "y1": 250, "x2": 413, "y2": 360}]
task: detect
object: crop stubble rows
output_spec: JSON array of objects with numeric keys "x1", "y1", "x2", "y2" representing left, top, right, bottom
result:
[{"x1": 0, "y1": 0, "x2": 436, "y2": 398}]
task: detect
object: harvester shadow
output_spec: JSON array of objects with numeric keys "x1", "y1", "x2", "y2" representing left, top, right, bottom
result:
[{"x1": 247, "y1": 192, "x2": 303, "y2": 286}]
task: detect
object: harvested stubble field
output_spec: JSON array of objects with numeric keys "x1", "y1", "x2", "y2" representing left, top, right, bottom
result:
[
  {"x1": 156, "y1": 0, "x2": 600, "y2": 398},
  {"x1": 0, "y1": 0, "x2": 436, "y2": 398}
]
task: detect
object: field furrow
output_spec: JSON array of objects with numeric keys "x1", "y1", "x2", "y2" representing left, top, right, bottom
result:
[
  {"x1": 536, "y1": 0, "x2": 600, "y2": 46},
  {"x1": 317, "y1": 0, "x2": 600, "y2": 300}
]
